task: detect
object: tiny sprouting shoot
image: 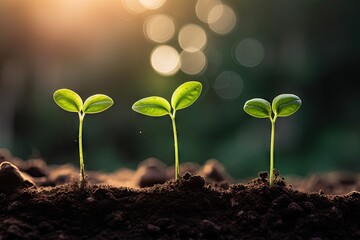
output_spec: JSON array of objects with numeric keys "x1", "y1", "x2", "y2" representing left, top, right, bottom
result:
[
  {"x1": 53, "y1": 89, "x2": 114, "y2": 185},
  {"x1": 243, "y1": 94, "x2": 301, "y2": 186},
  {"x1": 132, "y1": 81, "x2": 202, "y2": 180}
]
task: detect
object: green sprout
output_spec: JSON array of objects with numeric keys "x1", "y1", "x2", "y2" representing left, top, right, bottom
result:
[
  {"x1": 53, "y1": 89, "x2": 114, "y2": 185},
  {"x1": 132, "y1": 81, "x2": 202, "y2": 180},
  {"x1": 243, "y1": 94, "x2": 301, "y2": 186}
]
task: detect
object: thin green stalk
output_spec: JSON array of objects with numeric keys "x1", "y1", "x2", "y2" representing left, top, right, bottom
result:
[
  {"x1": 170, "y1": 112, "x2": 180, "y2": 180},
  {"x1": 269, "y1": 117, "x2": 276, "y2": 186},
  {"x1": 78, "y1": 113, "x2": 85, "y2": 183}
]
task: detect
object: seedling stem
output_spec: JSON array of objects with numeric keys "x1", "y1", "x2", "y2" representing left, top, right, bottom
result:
[
  {"x1": 170, "y1": 112, "x2": 180, "y2": 180},
  {"x1": 270, "y1": 117, "x2": 276, "y2": 186},
  {"x1": 78, "y1": 113, "x2": 85, "y2": 182}
]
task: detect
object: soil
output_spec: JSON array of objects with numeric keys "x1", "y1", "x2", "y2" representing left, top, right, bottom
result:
[{"x1": 1, "y1": 149, "x2": 360, "y2": 239}]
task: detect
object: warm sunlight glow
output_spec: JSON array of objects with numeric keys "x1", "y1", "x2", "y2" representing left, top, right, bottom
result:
[
  {"x1": 151, "y1": 45, "x2": 180, "y2": 76},
  {"x1": 139, "y1": 0, "x2": 166, "y2": 9},
  {"x1": 144, "y1": 15, "x2": 175, "y2": 43},
  {"x1": 122, "y1": 0, "x2": 146, "y2": 14},
  {"x1": 178, "y1": 24, "x2": 207, "y2": 52},
  {"x1": 180, "y1": 50, "x2": 207, "y2": 75},
  {"x1": 209, "y1": 5, "x2": 236, "y2": 35}
]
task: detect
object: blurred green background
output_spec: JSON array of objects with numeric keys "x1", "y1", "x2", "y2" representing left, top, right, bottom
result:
[{"x1": 0, "y1": 0, "x2": 359, "y2": 179}]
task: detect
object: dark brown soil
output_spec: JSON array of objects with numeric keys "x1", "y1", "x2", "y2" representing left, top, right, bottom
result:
[{"x1": 1, "y1": 150, "x2": 360, "y2": 239}]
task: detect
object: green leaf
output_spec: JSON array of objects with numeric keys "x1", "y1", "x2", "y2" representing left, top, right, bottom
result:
[
  {"x1": 53, "y1": 89, "x2": 83, "y2": 113},
  {"x1": 272, "y1": 94, "x2": 301, "y2": 117},
  {"x1": 132, "y1": 96, "x2": 171, "y2": 117},
  {"x1": 243, "y1": 98, "x2": 271, "y2": 118},
  {"x1": 83, "y1": 94, "x2": 114, "y2": 114},
  {"x1": 171, "y1": 81, "x2": 202, "y2": 111}
]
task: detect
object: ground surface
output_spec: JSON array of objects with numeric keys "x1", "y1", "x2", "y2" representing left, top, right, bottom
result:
[{"x1": 1, "y1": 149, "x2": 360, "y2": 239}]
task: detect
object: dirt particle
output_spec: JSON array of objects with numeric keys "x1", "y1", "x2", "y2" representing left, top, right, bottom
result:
[
  {"x1": 330, "y1": 206, "x2": 338, "y2": 213},
  {"x1": 147, "y1": 224, "x2": 160, "y2": 233},
  {"x1": 352, "y1": 229, "x2": 360, "y2": 238},
  {"x1": 7, "y1": 201, "x2": 22, "y2": 211},
  {"x1": 200, "y1": 219, "x2": 220, "y2": 236},
  {"x1": 237, "y1": 210, "x2": 245, "y2": 218},
  {"x1": 153, "y1": 218, "x2": 171, "y2": 228},
  {"x1": 262, "y1": 213, "x2": 283, "y2": 229},
  {"x1": 302, "y1": 201, "x2": 315, "y2": 212},
  {"x1": 39, "y1": 221, "x2": 55, "y2": 233},
  {"x1": 85, "y1": 196, "x2": 95, "y2": 204},
  {"x1": 230, "y1": 198, "x2": 239, "y2": 207},
  {"x1": 308, "y1": 214, "x2": 320, "y2": 224},
  {"x1": 271, "y1": 195, "x2": 290, "y2": 210},
  {"x1": 166, "y1": 224, "x2": 175, "y2": 231},
  {"x1": 273, "y1": 169, "x2": 280, "y2": 177},
  {"x1": 182, "y1": 172, "x2": 192, "y2": 180},
  {"x1": 287, "y1": 202, "x2": 303, "y2": 216},
  {"x1": 180, "y1": 173, "x2": 205, "y2": 189},
  {"x1": 259, "y1": 171, "x2": 268, "y2": 179},
  {"x1": 230, "y1": 184, "x2": 246, "y2": 191},
  {"x1": 349, "y1": 191, "x2": 360, "y2": 198},
  {"x1": 7, "y1": 224, "x2": 22, "y2": 236},
  {"x1": 106, "y1": 211, "x2": 124, "y2": 228},
  {"x1": 93, "y1": 188, "x2": 108, "y2": 199},
  {"x1": 247, "y1": 211, "x2": 260, "y2": 224}
]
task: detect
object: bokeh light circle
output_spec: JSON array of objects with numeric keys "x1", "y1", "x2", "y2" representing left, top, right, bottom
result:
[
  {"x1": 180, "y1": 50, "x2": 207, "y2": 75},
  {"x1": 214, "y1": 71, "x2": 243, "y2": 100},
  {"x1": 139, "y1": 0, "x2": 166, "y2": 9},
  {"x1": 209, "y1": 5, "x2": 236, "y2": 35},
  {"x1": 196, "y1": 0, "x2": 223, "y2": 23},
  {"x1": 122, "y1": 0, "x2": 146, "y2": 14},
  {"x1": 150, "y1": 45, "x2": 180, "y2": 76},
  {"x1": 178, "y1": 24, "x2": 207, "y2": 52},
  {"x1": 235, "y1": 38, "x2": 264, "y2": 67},
  {"x1": 144, "y1": 15, "x2": 175, "y2": 43}
]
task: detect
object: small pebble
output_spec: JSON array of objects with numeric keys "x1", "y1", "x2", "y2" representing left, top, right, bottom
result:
[
  {"x1": 0, "y1": 161, "x2": 35, "y2": 193},
  {"x1": 133, "y1": 158, "x2": 168, "y2": 188},
  {"x1": 200, "y1": 159, "x2": 226, "y2": 182}
]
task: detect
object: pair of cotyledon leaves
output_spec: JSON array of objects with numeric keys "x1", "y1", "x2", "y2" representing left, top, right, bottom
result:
[
  {"x1": 53, "y1": 89, "x2": 114, "y2": 114},
  {"x1": 132, "y1": 81, "x2": 203, "y2": 117},
  {"x1": 244, "y1": 94, "x2": 301, "y2": 119}
]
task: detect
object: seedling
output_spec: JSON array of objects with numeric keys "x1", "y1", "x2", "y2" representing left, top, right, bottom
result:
[
  {"x1": 243, "y1": 94, "x2": 301, "y2": 186},
  {"x1": 132, "y1": 81, "x2": 202, "y2": 180},
  {"x1": 53, "y1": 89, "x2": 114, "y2": 185}
]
